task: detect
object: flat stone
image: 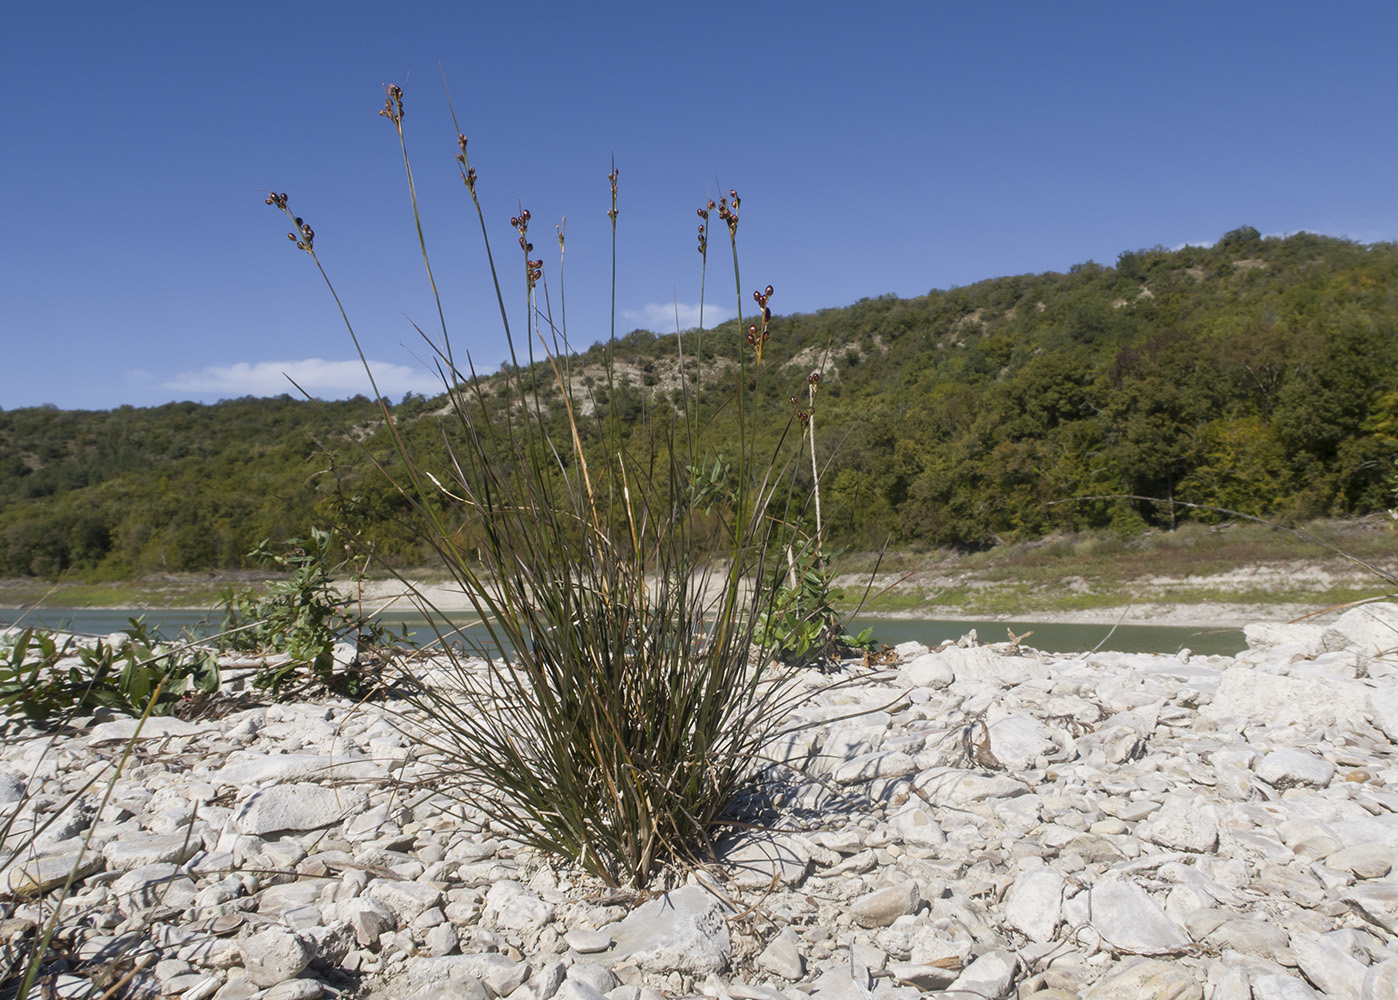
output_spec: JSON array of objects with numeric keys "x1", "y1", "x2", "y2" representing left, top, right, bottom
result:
[
  {"x1": 237, "y1": 927, "x2": 314, "y2": 988},
  {"x1": 1250, "y1": 973, "x2": 1322, "y2": 1000},
  {"x1": 1203, "y1": 668, "x2": 1370, "y2": 728},
  {"x1": 1365, "y1": 958, "x2": 1398, "y2": 1000},
  {"x1": 1088, "y1": 882, "x2": 1192, "y2": 955},
  {"x1": 554, "y1": 982, "x2": 607, "y2": 1000},
  {"x1": 914, "y1": 768, "x2": 1029, "y2": 805},
  {"x1": 407, "y1": 954, "x2": 528, "y2": 995},
  {"x1": 1083, "y1": 956, "x2": 1203, "y2": 1000},
  {"x1": 1200, "y1": 916, "x2": 1290, "y2": 963},
  {"x1": 609, "y1": 884, "x2": 731, "y2": 975},
  {"x1": 367, "y1": 880, "x2": 443, "y2": 923},
  {"x1": 1290, "y1": 935, "x2": 1368, "y2": 1000},
  {"x1": 214, "y1": 753, "x2": 387, "y2": 786},
  {"x1": 232, "y1": 783, "x2": 368, "y2": 835},
  {"x1": 986, "y1": 714, "x2": 1055, "y2": 770},
  {"x1": 1325, "y1": 844, "x2": 1392, "y2": 879},
  {"x1": 1321, "y1": 603, "x2": 1398, "y2": 656},
  {"x1": 262, "y1": 981, "x2": 323, "y2": 1000},
  {"x1": 0, "y1": 771, "x2": 25, "y2": 805},
  {"x1": 831, "y1": 750, "x2": 918, "y2": 785},
  {"x1": 756, "y1": 937, "x2": 804, "y2": 980},
  {"x1": 718, "y1": 832, "x2": 810, "y2": 888},
  {"x1": 564, "y1": 963, "x2": 616, "y2": 994},
  {"x1": 902, "y1": 653, "x2": 954, "y2": 689},
  {"x1": 1, "y1": 852, "x2": 104, "y2": 897},
  {"x1": 85, "y1": 717, "x2": 221, "y2": 745},
  {"x1": 563, "y1": 928, "x2": 613, "y2": 954},
  {"x1": 1245, "y1": 623, "x2": 1326, "y2": 656},
  {"x1": 1004, "y1": 867, "x2": 1065, "y2": 943},
  {"x1": 1143, "y1": 802, "x2": 1219, "y2": 853},
  {"x1": 1255, "y1": 750, "x2": 1334, "y2": 789},
  {"x1": 947, "y1": 950, "x2": 1018, "y2": 1000},
  {"x1": 482, "y1": 880, "x2": 554, "y2": 931},
  {"x1": 1342, "y1": 883, "x2": 1398, "y2": 935},
  {"x1": 1368, "y1": 685, "x2": 1398, "y2": 744},
  {"x1": 850, "y1": 880, "x2": 920, "y2": 927},
  {"x1": 102, "y1": 832, "x2": 200, "y2": 871},
  {"x1": 887, "y1": 961, "x2": 959, "y2": 991}
]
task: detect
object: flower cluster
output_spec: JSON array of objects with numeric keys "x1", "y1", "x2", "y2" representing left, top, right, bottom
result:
[
  {"x1": 789, "y1": 371, "x2": 820, "y2": 428},
  {"x1": 607, "y1": 166, "x2": 619, "y2": 225},
  {"x1": 455, "y1": 133, "x2": 477, "y2": 193},
  {"x1": 512, "y1": 209, "x2": 543, "y2": 290},
  {"x1": 747, "y1": 284, "x2": 774, "y2": 364},
  {"x1": 264, "y1": 193, "x2": 314, "y2": 252},
  {"x1": 716, "y1": 190, "x2": 740, "y2": 238},
  {"x1": 378, "y1": 84, "x2": 404, "y2": 125},
  {"x1": 696, "y1": 201, "x2": 712, "y2": 257}
]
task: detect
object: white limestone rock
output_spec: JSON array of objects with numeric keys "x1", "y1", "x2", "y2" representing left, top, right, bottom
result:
[
  {"x1": 407, "y1": 953, "x2": 529, "y2": 996},
  {"x1": 1364, "y1": 958, "x2": 1398, "y2": 1000},
  {"x1": 232, "y1": 783, "x2": 367, "y2": 835},
  {"x1": 237, "y1": 927, "x2": 314, "y2": 988},
  {"x1": 1083, "y1": 956, "x2": 1204, "y2": 1000},
  {"x1": 102, "y1": 832, "x2": 201, "y2": 871},
  {"x1": 717, "y1": 831, "x2": 810, "y2": 889},
  {"x1": 756, "y1": 936, "x2": 805, "y2": 980},
  {"x1": 1004, "y1": 867, "x2": 1065, "y2": 943},
  {"x1": 946, "y1": 950, "x2": 1018, "y2": 1000},
  {"x1": 1343, "y1": 883, "x2": 1398, "y2": 936},
  {"x1": 1203, "y1": 668, "x2": 1371, "y2": 728},
  {"x1": 609, "y1": 884, "x2": 731, "y2": 974},
  {"x1": 482, "y1": 880, "x2": 554, "y2": 932},
  {"x1": 1322, "y1": 603, "x2": 1398, "y2": 657},
  {"x1": 901, "y1": 652, "x2": 954, "y2": 689},
  {"x1": 1289, "y1": 934, "x2": 1367, "y2": 1000},
  {"x1": 1085, "y1": 882, "x2": 1192, "y2": 955},
  {"x1": 986, "y1": 713, "x2": 1055, "y2": 770},
  {"x1": 1140, "y1": 798, "x2": 1220, "y2": 853},
  {"x1": 1250, "y1": 973, "x2": 1323, "y2": 999},
  {"x1": 1245, "y1": 623, "x2": 1327, "y2": 657},
  {"x1": 1254, "y1": 749, "x2": 1334, "y2": 789},
  {"x1": 851, "y1": 880, "x2": 920, "y2": 927},
  {"x1": 367, "y1": 879, "x2": 443, "y2": 924}
]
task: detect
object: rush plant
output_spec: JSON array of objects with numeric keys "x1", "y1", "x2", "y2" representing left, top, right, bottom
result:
[{"x1": 264, "y1": 82, "x2": 837, "y2": 886}]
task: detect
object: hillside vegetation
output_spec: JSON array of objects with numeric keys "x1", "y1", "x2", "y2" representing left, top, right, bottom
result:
[{"x1": 3, "y1": 227, "x2": 1396, "y2": 579}]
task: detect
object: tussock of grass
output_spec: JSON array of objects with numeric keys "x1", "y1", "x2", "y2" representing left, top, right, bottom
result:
[{"x1": 262, "y1": 82, "x2": 839, "y2": 887}]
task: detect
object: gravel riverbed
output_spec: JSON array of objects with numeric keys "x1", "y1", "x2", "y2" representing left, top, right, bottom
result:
[{"x1": 3, "y1": 604, "x2": 1398, "y2": 999}]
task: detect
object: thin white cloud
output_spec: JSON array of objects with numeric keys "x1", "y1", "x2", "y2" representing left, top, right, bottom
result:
[
  {"x1": 163, "y1": 359, "x2": 443, "y2": 400},
  {"x1": 621, "y1": 302, "x2": 735, "y2": 333}
]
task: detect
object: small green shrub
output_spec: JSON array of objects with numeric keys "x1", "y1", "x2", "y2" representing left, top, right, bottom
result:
[
  {"x1": 218, "y1": 528, "x2": 404, "y2": 697},
  {"x1": 0, "y1": 619, "x2": 219, "y2": 724},
  {"x1": 756, "y1": 546, "x2": 877, "y2": 664}
]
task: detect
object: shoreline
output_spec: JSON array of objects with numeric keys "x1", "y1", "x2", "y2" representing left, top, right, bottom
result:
[
  {"x1": 0, "y1": 573, "x2": 1362, "y2": 631},
  {"x1": 853, "y1": 601, "x2": 1343, "y2": 630}
]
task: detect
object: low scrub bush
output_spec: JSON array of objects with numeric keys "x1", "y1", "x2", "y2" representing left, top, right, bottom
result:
[
  {"x1": 0, "y1": 619, "x2": 218, "y2": 725},
  {"x1": 265, "y1": 82, "x2": 867, "y2": 885},
  {"x1": 218, "y1": 528, "x2": 405, "y2": 697}
]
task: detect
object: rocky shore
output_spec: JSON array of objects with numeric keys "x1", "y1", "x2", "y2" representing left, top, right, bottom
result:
[{"x1": 3, "y1": 603, "x2": 1398, "y2": 999}]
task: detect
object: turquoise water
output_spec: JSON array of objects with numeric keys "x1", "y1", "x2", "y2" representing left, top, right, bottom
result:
[{"x1": 0, "y1": 607, "x2": 1245, "y2": 656}]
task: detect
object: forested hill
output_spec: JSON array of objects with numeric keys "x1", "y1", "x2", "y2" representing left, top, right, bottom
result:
[{"x1": 3, "y1": 227, "x2": 1396, "y2": 578}]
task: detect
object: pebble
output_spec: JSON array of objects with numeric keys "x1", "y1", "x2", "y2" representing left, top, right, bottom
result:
[{"x1": 3, "y1": 605, "x2": 1398, "y2": 1000}]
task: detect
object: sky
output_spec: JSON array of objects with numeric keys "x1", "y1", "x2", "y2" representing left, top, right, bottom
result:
[{"x1": 4, "y1": 2, "x2": 1397, "y2": 411}]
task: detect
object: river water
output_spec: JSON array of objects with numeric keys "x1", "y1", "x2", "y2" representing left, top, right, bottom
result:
[{"x1": 0, "y1": 607, "x2": 1245, "y2": 657}]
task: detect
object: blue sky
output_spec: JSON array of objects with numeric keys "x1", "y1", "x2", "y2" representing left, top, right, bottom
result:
[{"x1": 4, "y1": 2, "x2": 1396, "y2": 411}]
